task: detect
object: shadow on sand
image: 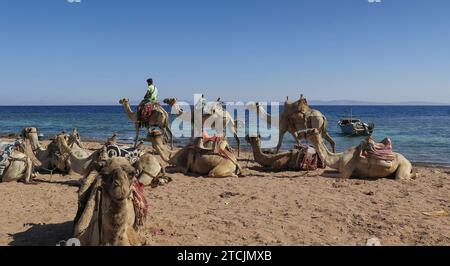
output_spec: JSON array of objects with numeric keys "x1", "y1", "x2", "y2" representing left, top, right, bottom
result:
[{"x1": 9, "y1": 221, "x2": 73, "y2": 246}]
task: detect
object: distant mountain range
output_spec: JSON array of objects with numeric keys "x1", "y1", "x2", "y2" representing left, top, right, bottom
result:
[
  {"x1": 308, "y1": 100, "x2": 450, "y2": 106},
  {"x1": 1, "y1": 99, "x2": 449, "y2": 106}
]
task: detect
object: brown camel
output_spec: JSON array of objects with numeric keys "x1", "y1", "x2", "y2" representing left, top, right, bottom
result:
[
  {"x1": 163, "y1": 97, "x2": 241, "y2": 156},
  {"x1": 73, "y1": 157, "x2": 145, "y2": 246},
  {"x1": 245, "y1": 135, "x2": 322, "y2": 172},
  {"x1": 251, "y1": 95, "x2": 336, "y2": 153},
  {"x1": 296, "y1": 128, "x2": 417, "y2": 180},
  {"x1": 145, "y1": 129, "x2": 243, "y2": 178},
  {"x1": 119, "y1": 98, "x2": 173, "y2": 148}
]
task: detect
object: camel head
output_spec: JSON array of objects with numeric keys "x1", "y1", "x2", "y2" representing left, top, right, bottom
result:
[
  {"x1": 68, "y1": 128, "x2": 82, "y2": 147},
  {"x1": 295, "y1": 128, "x2": 320, "y2": 143},
  {"x1": 21, "y1": 127, "x2": 38, "y2": 140},
  {"x1": 163, "y1": 98, "x2": 184, "y2": 115},
  {"x1": 163, "y1": 98, "x2": 177, "y2": 106},
  {"x1": 100, "y1": 157, "x2": 136, "y2": 201},
  {"x1": 55, "y1": 131, "x2": 72, "y2": 155},
  {"x1": 298, "y1": 95, "x2": 309, "y2": 114},
  {"x1": 119, "y1": 98, "x2": 130, "y2": 105}
]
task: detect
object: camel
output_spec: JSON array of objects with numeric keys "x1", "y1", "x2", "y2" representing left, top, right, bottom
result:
[
  {"x1": 163, "y1": 97, "x2": 241, "y2": 156},
  {"x1": 250, "y1": 95, "x2": 336, "y2": 153},
  {"x1": 296, "y1": 128, "x2": 417, "y2": 180},
  {"x1": 145, "y1": 129, "x2": 243, "y2": 178},
  {"x1": 0, "y1": 141, "x2": 35, "y2": 183},
  {"x1": 21, "y1": 127, "x2": 89, "y2": 172},
  {"x1": 56, "y1": 133, "x2": 168, "y2": 186},
  {"x1": 73, "y1": 157, "x2": 145, "y2": 246},
  {"x1": 119, "y1": 98, "x2": 173, "y2": 148},
  {"x1": 245, "y1": 135, "x2": 323, "y2": 172}
]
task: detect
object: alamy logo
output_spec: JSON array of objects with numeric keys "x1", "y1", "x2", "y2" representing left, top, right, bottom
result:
[
  {"x1": 368, "y1": 0, "x2": 382, "y2": 3},
  {"x1": 67, "y1": 0, "x2": 81, "y2": 3}
]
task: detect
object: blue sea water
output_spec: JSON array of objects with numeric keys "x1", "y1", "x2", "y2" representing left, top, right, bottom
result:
[{"x1": 1, "y1": 105, "x2": 449, "y2": 166}]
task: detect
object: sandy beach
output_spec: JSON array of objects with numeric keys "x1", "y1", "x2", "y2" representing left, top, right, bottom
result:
[{"x1": 0, "y1": 139, "x2": 449, "y2": 246}]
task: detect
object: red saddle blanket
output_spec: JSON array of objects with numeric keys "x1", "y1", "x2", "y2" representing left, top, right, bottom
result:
[
  {"x1": 137, "y1": 103, "x2": 158, "y2": 128},
  {"x1": 131, "y1": 179, "x2": 148, "y2": 229},
  {"x1": 294, "y1": 144, "x2": 326, "y2": 171},
  {"x1": 361, "y1": 136, "x2": 396, "y2": 161}
]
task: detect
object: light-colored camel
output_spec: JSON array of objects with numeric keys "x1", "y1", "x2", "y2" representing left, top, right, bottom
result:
[
  {"x1": 56, "y1": 133, "x2": 167, "y2": 186},
  {"x1": 119, "y1": 98, "x2": 173, "y2": 148},
  {"x1": 245, "y1": 135, "x2": 308, "y2": 172},
  {"x1": 0, "y1": 142, "x2": 35, "y2": 183},
  {"x1": 163, "y1": 97, "x2": 241, "y2": 156},
  {"x1": 145, "y1": 129, "x2": 243, "y2": 178},
  {"x1": 296, "y1": 128, "x2": 417, "y2": 180},
  {"x1": 73, "y1": 157, "x2": 144, "y2": 246},
  {"x1": 21, "y1": 127, "x2": 90, "y2": 171},
  {"x1": 250, "y1": 96, "x2": 336, "y2": 153}
]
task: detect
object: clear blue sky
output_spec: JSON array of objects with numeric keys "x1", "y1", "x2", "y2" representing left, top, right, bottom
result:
[{"x1": 1, "y1": 0, "x2": 450, "y2": 105}]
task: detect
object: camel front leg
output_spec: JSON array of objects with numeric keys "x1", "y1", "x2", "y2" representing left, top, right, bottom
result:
[
  {"x1": 208, "y1": 163, "x2": 238, "y2": 178},
  {"x1": 23, "y1": 157, "x2": 33, "y2": 183},
  {"x1": 165, "y1": 126, "x2": 174, "y2": 150},
  {"x1": 134, "y1": 123, "x2": 140, "y2": 147},
  {"x1": 276, "y1": 126, "x2": 288, "y2": 154},
  {"x1": 322, "y1": 131, "x2": 336, "y2": 153}
]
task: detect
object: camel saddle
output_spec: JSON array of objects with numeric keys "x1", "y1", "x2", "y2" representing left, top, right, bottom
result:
[
  {"x1": 191, "y1": 132, "x2": 236, "y2": 164},
  {"x1": 131, "y1": 178, "x2": 148, "y2": 230},
  {"x1": 137, "y1": 103, "x2": 160, "y2": 128},
  {"x1": 294, "y1": 144, "x2": 326, "y2": 171},
  {"x1": 0, "y1": 140, "x2": 25, "y2": 176},
  {"x1": 360, "y1": 136, "x2": 396, "y2": 161}
]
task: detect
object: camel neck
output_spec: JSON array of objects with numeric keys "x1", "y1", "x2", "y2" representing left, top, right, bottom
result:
[
  {"x1": 249, "y1": 141, "x2": 288, "y2": 167},
  {"x1": 315, "y1": 138, "x2": 341, "y2": 169},
  {"x1": 121, "y1": 103, "x2": 136, "y2": 121},
  {"x1": 68, "y1": 150, "x2": 98, "y2": 176},
  {"x1": 153, "y1": 141, "x2": 174, "y2": 163}
]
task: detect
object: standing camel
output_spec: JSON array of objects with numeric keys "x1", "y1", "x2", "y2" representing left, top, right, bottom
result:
[
  {"x1": 163, "y1": 97, "x2": 242, "y2": 156},
  {"x1": 250, "y1": 95, "x2": 336, "y2": 153},
  {"x1": 119, "y1": 98, "x2": 173, "y2": 148}
]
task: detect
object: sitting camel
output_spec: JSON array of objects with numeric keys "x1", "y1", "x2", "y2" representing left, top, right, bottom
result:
[
  {"x1": 145, "y1": 129, "x2": 244, "y2": 178},
  {"x1": 245, "y1": 135, "x2": 324, "y2": 172},
  {"x1": 250, "y1": 95, "x2": 336, "y2": 153},
  {"x1": 0, "y1": 140, "x2": 35, "y2": 183},
  {"x1": 73, "y1": 157, "x2": 146, "y2": 246},
  {"x1": 163, "y1": 97, "x2": 242, "y2": 156},
  {"x1": 119, "y1": 98, "x2": 173, "y2": 148},
  {"x1": 21, "y1": 127, "x2": 89, "y2": 172},
  {"x1": 296, "y1": 129, "x2": 417, "y2": 180},
  {"x1": 56, "y1": 133, "x2": 169, "y2": 187}
]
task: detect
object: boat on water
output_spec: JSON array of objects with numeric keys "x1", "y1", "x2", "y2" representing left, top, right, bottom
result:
[{"x1": 338, "y1": 111, "x2": 375, "y2": 136}]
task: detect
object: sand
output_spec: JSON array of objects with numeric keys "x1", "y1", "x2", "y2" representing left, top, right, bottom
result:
[{"x1": 0, "y1": 139, "x2": 449, "y2": 246}]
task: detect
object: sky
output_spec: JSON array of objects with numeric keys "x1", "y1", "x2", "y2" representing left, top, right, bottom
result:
[{"x1": 1, "y1": 0, "x2": 450, "y2": 105}]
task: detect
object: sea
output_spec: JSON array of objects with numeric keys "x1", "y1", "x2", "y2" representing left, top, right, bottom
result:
[{"x1": 1, "y1": 105, "x2": 449, "y2": 166}]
